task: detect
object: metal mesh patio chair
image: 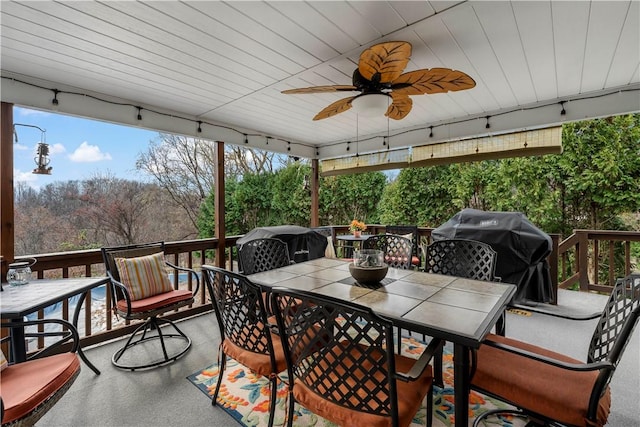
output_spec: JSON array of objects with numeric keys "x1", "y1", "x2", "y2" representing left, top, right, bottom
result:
[
  {"x1": 270, "y1": 287, "x2": 442, "y2": 427},
  {"x1": 422, "y1": 238, "x2": 501, "y2": 386},
  {"x1": 101, "y1": 241, "x2": 199, "y2": 371},
  {"x1": 385, "y1": 225, "x2": 421, "y2": 268},
  {"x1": 311, "y1": 226, "x2": 333, "y2": 238},
  {"x1": 471, "y1": 273, "x2": 640, "y2": 427},
  {"x1": 424, "y1": 238, "x2": 498, "y2": 282},
  {"x1": 238, "y1": 237, "x2": 291, "y2": 274},
  {"x1": 1, "y1": 319, "x2": 81, "y2": 427},
  {"x1": 424, "y1": 238, "x2": 503, "y2": 336},
  {"x1": 363, "y1": 234, "x2": 413, "y2": 270},
  {"x1": 202, "y1": 266, "x2": 287, "y2": 427}
]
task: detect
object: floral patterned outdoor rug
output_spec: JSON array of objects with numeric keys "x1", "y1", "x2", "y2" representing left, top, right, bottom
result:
[{"x1": 187, "y1": 337, "x2": 525, "y2": 427}]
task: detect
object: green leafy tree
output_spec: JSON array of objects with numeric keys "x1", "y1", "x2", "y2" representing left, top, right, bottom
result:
[
  {"x1": 555, "y1": 115, "x2": 640, "y2": 280},
  {"x1": 231, "y1": 172, "x2": 277, "y2": 231},
  {"x1": 485, "y1": 156, "x2": 563, "y2": 233},
  {"x1": 379, "y1": 166, "x2": 458, "y2": 227},
  {"x1": 319, "y1": 172, "x2": 387, "y2": 225},
  {"x1": 377, "y1": 114, "x2": 639, "y2": 237},
  {"x1": 197, "y1": 166, "x2": 386, "y2": 237},
  {"x1": 197, "y1": 179, "x2": 241, "y2": 238},
  {"x1": 449, "y1": 161, "x2": 498, "y2": 212},
  {"x1": 271, "y1": 162, "x2": 313, "y2": 226},
  {"x1": 557, "y1": 115, "x2": 640, "y2": 232}
]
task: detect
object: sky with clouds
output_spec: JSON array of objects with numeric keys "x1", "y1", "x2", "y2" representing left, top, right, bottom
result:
[{"x1": 13, "y1": 107, "x2": 159, "y2": 188}]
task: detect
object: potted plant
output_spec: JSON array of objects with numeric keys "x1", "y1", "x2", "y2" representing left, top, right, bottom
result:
[{"x1": 349, "y1": 220, "x2": 367, "y2": 238}]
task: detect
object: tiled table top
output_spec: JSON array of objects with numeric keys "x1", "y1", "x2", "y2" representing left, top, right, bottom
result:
[
  {"x1": 1, "y1": 276, "x2": 110, "y2": 371},
  {"x1": 249, "y1": 258, "x2": 516, "y2": 347},
  {"x1": 0, "y1": 277, "x2": 109, "y2": 318}
]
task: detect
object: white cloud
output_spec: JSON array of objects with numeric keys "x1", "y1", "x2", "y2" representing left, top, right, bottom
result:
[
  {"x1": 48, "y1": 143, "x2": 66, "y2": 155},
  {"x1": 14, "y1": 143, "x2": 29, "y2": 151},
  {"x1": 14, "y1": 169, "x2": 39, "y2": 187},
  {"x1": 68, "y1": 142, "x2": 112, "y2": 162}
]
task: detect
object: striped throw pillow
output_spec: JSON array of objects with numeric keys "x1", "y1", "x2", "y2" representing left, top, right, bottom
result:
[{"x1": 114, "y1": 252, "x2": 174, "y2": 301}]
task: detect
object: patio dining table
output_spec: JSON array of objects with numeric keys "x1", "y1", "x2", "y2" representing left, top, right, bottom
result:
[
  {"x1": 336, "y1": 233, "x2": 372, "y2": 258},
  {"x1": 0, "y1": 277, "x2": 109, "y2": 375},
  {"x1": 248, "y1": 257, "x2": 516, "y2": 427}
]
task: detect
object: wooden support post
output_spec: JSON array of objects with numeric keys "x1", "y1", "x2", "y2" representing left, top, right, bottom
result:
[
  {"x1": 214, "y1": 141, "x2": 226, "y2": 268},
  {"x1": 311, "y1": 158, "x2": 319, "y2": 227},
  {"x1": 1, "y1": 102, "x2": 15, "y2": 283},
  {"x1": 578, "y1": 231, "x2": 589, "y2": 291},
  {"x1": 548, "y1": 234, "x2": 560, "y2": 305}
]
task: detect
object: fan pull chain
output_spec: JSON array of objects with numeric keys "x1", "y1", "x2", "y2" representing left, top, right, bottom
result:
[
  {"x1": 387, "y1": 115, "x2": 390, "y2": 151},
  {"x1": 356, "y1": 114, "x2": 360, "y2": 156}
]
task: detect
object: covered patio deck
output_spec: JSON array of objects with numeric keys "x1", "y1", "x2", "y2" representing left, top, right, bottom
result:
[{"x1": 38, "y1": 289, "x2": 639, "y2": 427}]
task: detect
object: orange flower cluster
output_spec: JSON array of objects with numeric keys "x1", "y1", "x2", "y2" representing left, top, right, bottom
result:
[{"x1": 349, "y1": 219, "x2": 367, "y2": 232}]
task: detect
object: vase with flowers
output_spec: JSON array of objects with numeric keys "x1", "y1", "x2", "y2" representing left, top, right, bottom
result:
[{"x1": 349, "y1": 219, "x2": 367, "y2": 238}]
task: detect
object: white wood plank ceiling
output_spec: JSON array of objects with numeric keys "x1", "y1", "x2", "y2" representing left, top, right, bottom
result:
[{"x1": 1, "y1": 1, "x2": 639, "y2": 160}]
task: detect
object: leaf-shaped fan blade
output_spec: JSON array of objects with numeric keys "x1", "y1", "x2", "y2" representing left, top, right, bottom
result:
[
  {"x1": 386, "y1": 93, "x2": 412, "y2": 120},
  {"x1": 313, "y1": 96, "x2": 355, "y2": 120},
  {"x1": 358, "y1": 41, "x2": 411, "y2": 84},
  {"x1": 282, "y1": 85, "x2": 357, "y2": 94},
  {"x1": 391, "y1": 68, "x2": 476, "y2": 95}
]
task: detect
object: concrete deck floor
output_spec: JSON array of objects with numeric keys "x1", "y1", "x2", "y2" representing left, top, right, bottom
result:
[{"x1": 38, "y1": 289, "x2": 639, "y2": 426}]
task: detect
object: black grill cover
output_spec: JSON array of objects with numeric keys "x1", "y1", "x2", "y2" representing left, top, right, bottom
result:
[
  {"x1": 432, "y1": 209, "x2": 553, "y2": 304},
  {"x1": 237, "y1": 225, "x2": 328, "y2": 264}
]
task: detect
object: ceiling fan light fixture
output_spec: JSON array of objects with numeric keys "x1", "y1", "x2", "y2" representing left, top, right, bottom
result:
[
  {"x1": 284, "y1": 41, "x2": 475, "y2": 121},
  {"x1": 352, "y1": 93, "x2": 391, "y2": 117}
]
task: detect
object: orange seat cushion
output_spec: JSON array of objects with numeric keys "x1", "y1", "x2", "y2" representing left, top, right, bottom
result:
[
  {"x1": 384, "y1": 255, "x2": 412, "y2": 266},
  {"x1": 1, "y1": 353, "x2": 80, "y2": 424},
  {"x1": 293, "y1": 349, "x2": 432, "y2": 427},
  {"x1": 116, "y1": 289, "x2": 193, "y2": 313},
  {"x1": 222, "y1": 326, "x2": 288, "y2": 376},
  {"x1": 472, "y1": 333, "x2": 611, "y2": 427}
]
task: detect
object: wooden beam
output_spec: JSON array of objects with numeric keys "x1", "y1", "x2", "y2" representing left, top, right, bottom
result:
[
  {"x1": 311, "y1": 159, "x2": 319, "y2": 227},
  {"x1": 1, "y1": 102, "x2": 14, "y2": 283},
  {"x1": 214, "y1": 141, "x2": 225, "y2": 268}
]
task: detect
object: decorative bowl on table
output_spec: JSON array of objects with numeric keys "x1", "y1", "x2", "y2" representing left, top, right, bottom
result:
[{"x1": 349, "y1": 249, "x2": 388, "y2": 285}]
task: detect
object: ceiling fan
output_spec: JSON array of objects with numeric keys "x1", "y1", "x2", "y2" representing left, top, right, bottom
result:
[{"x1": 282, "y1": 41, "x2": 476, "y2": 121}]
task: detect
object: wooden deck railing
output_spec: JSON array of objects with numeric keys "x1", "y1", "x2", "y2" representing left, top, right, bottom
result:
[
  {"x1": 558, "y1": 230, "x2": 640, "y2": 294},
  {"x1": 2, "y1": 227, "x2": 637, "y2": 354},
  {"x1": 2, "y1": 237, "x2": 243, "y2": 351}
]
